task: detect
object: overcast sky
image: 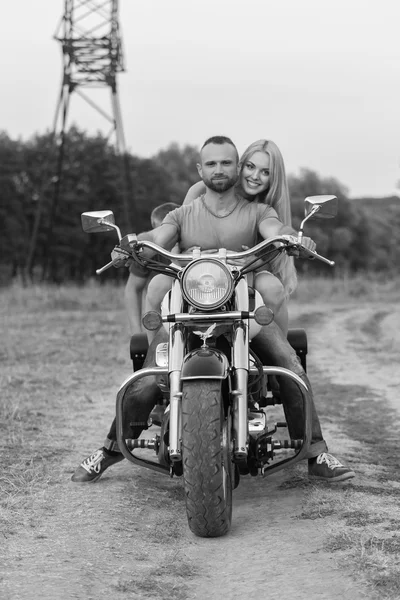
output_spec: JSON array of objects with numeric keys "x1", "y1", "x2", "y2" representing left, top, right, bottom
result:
[{"x1": 2, "y1": 0, "x2": 400, "y2": 198}]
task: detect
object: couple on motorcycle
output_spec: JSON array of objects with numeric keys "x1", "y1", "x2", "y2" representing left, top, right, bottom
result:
[{"x1": 72, "y1": 135, "x2": 355, "y2": 484}]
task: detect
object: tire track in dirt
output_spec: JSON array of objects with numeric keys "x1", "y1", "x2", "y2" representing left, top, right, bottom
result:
[{"x1": 296, "y1": 302, "x2": 400, "y2": 414}]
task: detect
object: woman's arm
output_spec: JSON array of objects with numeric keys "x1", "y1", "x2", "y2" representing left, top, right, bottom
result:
[{"x1": 183, "y1": 181, "x2": 206, "y2": 206}]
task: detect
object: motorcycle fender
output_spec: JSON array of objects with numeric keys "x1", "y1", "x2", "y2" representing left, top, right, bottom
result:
[{"x1": 180, "y1": 348, "x2": 229, "y2": 380}]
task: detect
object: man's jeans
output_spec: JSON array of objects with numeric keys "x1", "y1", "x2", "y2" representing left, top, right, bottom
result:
[
  {"x1": 251, "y1": 324, "x2": 327, "y2": 458},
  {"x1": 105, "y1": 323, "x2": 328, "y2": 460}
]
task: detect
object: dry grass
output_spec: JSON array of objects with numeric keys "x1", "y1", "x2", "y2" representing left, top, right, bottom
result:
[
  {"x1": 1, "y1": 279, "x2": 123, "y2": 312},
  {"x1": 293, "y1": 272, "x2": 400, "y2": 303},
  {"x1": 1, "y1": 281, "x2": 126, "y2": 536},
  {"x1": 297, "y1": 484, "x2": 400, "y2": 599},
  {"x1": 4, "y1": 271, "x2": 399, "y2": 310}
]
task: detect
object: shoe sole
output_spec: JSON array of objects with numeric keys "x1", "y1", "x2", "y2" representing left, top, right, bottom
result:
[
  {"x1": 309, "y1": 470, "x2": 356, "y2": 483},
  {"x1": 71, "y1": 473, "x2": 104, "y2": 483}
]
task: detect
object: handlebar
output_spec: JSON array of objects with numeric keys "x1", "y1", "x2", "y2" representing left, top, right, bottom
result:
[
  {"x1": 95, "y1": 234, "x2": 335, "y2": 274},
  {"x1": 133, "y1": 235, "x2": 335, "y2": 267}
]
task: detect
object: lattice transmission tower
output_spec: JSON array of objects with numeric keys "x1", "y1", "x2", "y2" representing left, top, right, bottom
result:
[{"x1": 27, "y1": 0, "x2": 133, "y2": 279}]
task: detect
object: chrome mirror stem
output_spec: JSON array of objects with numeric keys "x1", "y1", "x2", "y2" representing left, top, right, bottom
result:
[
  {"x1": 98, "y1": 219, "x2": 122, "y2": 241},
  {"x1": 298, "y1": 205, "x2": 320, "y2": 243}
]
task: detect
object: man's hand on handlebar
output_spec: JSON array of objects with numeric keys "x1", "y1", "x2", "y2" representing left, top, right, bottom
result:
[
  {"x1": 227, "y1": 245, "x2": 250, "y2": 267},
  {"x1": 299, "y1": 236, "x2": 316, "y2": 252},
  {"x1": 111, "y1": 247, "x2": 132, "y2": 268}
]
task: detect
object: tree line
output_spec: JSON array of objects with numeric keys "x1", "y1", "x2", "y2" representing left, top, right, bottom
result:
[{"x1": 1, "y1": 126, "x2": 398, "y2": 284}]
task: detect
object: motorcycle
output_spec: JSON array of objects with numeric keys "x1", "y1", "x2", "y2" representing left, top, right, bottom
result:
[{"x1": 81, "y1": 194, "x2": 337, "y2": 538}]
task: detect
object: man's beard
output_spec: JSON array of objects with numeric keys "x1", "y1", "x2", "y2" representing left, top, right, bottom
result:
[{"x1": 203, "y1": 175, "x2": 237, "y2": 193}]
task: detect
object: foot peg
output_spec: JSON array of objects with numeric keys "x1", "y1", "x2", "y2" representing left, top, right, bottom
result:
[
  {"x1": 272, "y1": 439, "x2": 303, "y2": 450},
  {"x1": 125, "y1": 437, "x2": 160, "y2": 451},
  {"x1": 255, "y1": 434, "x2": 303, "y2": 461}
]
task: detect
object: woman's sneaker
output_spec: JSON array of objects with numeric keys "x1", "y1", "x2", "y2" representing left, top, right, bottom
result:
[
  {"x1": 71, "y1": 448, "x2": 124, "y2": 483},
  {"x1": 308, "y1": 452, "x2": 355, "y2": 482}
]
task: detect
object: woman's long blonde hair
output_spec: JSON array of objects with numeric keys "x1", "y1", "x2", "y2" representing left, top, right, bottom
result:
[{"x1": 238, "y1": 139, "x2": 298, "y2": 296}]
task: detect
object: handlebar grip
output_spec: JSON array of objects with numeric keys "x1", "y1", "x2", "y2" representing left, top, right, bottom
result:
[
  {"x1": 314, "y1": 253, "x2": 335, "y2": 266},
  {"x1": 302, "y1": 247, "x2": 335, "y2": 266}
]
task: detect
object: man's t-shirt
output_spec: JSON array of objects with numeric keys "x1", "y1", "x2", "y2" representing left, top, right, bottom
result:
[{"x1": 162, "y1": 196, "x2": 279, "y2": 252}]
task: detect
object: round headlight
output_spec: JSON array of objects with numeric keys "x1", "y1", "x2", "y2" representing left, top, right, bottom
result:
[{"x1": 181, "y1": 259, "x2": 234, "y2": 310}]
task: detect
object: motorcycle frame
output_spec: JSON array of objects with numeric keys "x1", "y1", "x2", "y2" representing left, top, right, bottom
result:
[{"x1": 115, "y1": 271, "x2": 313, "y2": 478}]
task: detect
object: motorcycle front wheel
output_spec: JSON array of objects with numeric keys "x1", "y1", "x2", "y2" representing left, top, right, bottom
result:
[{"x1": 181, "y1": 379, "x2": 233, "y2": 538}]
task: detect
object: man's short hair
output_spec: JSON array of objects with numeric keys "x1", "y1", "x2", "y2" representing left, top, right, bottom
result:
[
  {"x1": 200, "y1": 136, "x2": 239, "y2": 161},
  {"x1": 201, "y1": 135, "x2": 236, "y2": 150},
  {"x1": 150, "y1": 202, "x2": 180, "y2": 227}
]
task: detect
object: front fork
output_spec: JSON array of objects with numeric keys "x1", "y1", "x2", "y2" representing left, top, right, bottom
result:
[
  {"x1": 168, "y1": 324, "x2": 184, "y2": 462},
  {"x1": 167, "y1": 279, "x2": 184, "y2": 463},
  {"x1": 232, "y1": 278, "x2": 250, "y2": 460}
]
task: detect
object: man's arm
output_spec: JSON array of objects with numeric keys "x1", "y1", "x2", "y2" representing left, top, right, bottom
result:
[
  {"x1": 258, "y1": 218, "x2": 295, "y2": 240},
  {"x1": 137, "y1": 229, "x2": 154, "y2": 242},
  {"x1": 139, "y1": 223, "x2": 179, "y2": 256},
  {"x1": 258, "y1": 218, "x2": 316, "y2": 251}
]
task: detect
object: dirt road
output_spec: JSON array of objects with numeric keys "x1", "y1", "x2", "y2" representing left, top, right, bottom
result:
[{"x1": 2, "y1": 296, "x2": 399, "y2": 599}]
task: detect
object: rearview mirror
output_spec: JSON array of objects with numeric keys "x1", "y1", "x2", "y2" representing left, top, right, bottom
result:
[
  {"x1": 81, "y1": 210, "x2": 115, "y2": 233},
  {"x1": 304, "y1": 195, "x2": 338, "y2": 219},
  {"x1": 298, "y1": 195, "x2": 338, "y2": 244}
]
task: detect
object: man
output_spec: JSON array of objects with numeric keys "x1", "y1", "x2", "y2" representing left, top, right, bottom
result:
[{"x1": 72, "y1": 136, "x2": 355, "y2": 483}]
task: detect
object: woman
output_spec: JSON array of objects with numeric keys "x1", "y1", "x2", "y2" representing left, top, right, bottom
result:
[{"x1": 147, "y1": 139, "x2": 297, "y2": 335}]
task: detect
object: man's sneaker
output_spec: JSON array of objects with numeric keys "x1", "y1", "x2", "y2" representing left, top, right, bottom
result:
[
  {"x1": 71, "y1": 448, "x2": 124, "y2": 483},
  {"x1": 308, "y1": 452, "x2": 355, "y2": 482}
]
